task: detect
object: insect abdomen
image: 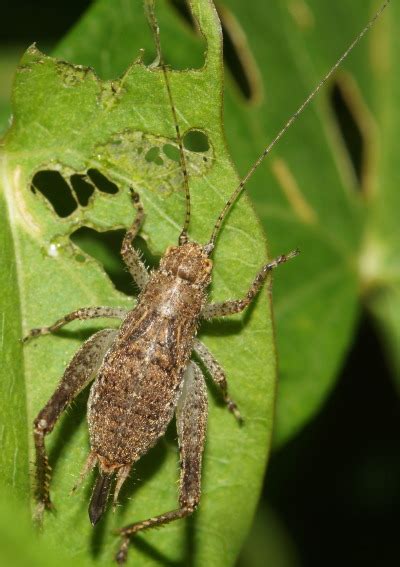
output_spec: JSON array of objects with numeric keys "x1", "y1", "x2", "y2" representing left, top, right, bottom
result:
[{"x1": 87, "y1": 270, "x2": 206, "y2": 470}]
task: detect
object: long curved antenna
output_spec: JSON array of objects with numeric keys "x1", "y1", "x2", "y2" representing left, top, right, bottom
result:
[
  {"x1": 146, "y1": 0, "x2": 191, "y2": 245},
  {"x1": 205, "y1": 0, "x2": 391, "y2": 254},
  {"x1": 161, "y1": 65, "x2": 191, "y2": 245}
]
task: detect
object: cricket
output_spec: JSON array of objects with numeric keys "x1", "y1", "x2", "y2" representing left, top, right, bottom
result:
[{"x1": 23, "y1": 0, "x2": 390, "y2": 563}]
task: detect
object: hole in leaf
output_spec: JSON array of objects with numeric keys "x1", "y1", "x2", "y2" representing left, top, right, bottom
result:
[
  {"x1": 169, "y1": 0, "x2": 195, "y2": 28},
  {"x1": 145, "y1": 146, "x2": 164, "y2": 165},
  {"x1": 70, "y1": 174, "x2": 95, "y2": 206},
  {"x1": 70, "y1": 228, "x2": 159, "y2": 297},
  {"x1": 31, "y1": 170, "x2": 77, "y2": 217},
  {"x1": 330, "y1": 80, "x2": 364, "y2": 186},
  {"x1": 168, "y1": 0, "x2": 261, "y2": 102},
  {"x1": 217, "y1": 5, "x2": 255, "y2": 101},
  {"x1": 87, "y1": 169, "x2": 119, "y2": 194},
  {"x1": 183, "y1": 130, "x2": 209, "y2": 152},
  {"x1": 70, "y1": 227, "x2": 132, "y2": 295},
  {"x1": 163, "y1": 143, "x2": 180, "y2": 162}
]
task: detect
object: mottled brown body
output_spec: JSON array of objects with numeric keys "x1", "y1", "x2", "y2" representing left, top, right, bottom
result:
[{"x1": 88, "y1": 243, "x2": 211, "y2": 470}]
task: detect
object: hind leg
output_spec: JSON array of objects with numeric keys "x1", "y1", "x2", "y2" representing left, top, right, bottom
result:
[
  {"x1": 115, "y1": 361, "x2": 208, "y2": 564},
  {"x1": 33, "y1": 328, "x2": 117, "y2": 519}
]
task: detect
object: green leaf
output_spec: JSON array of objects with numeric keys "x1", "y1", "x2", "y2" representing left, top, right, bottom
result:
[
  {"x1": 0, "y1": 47, "x2": 22, "y2": 135},
  {"x1": 219, "y1": 0, "x2": 392, "y2": 444},
  {"x1": 0, "y1": 485, "x2": 87, "y2": 567},
  {"x1": 238, "y1": 504, "x2": 300, "y2": 567},
  {"x1": 0, "y1": 0, "x2": 276, "y2": 565},
  {"x1": 364, "y1": 0, "x2": 400, "y2": 388}
]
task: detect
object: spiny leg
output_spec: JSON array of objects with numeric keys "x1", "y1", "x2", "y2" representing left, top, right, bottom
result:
[
  {"x1": 120, "y1": 188, "x2": 149, "y2": 289},
  {"x1": 115, "y1": 361, "x2": 208, "y2": 564},
  {"x1": 201, "y1": 249, "x2": 299, "y2": 319},
  {"x1": 23, "y1": 307, "x2": 127, "y2": 342},
  {"x1": 33, "y1": 328, "x2": 117, "y2": 519},
  {"x1": 193, "y1": 339, "x2": 242, "y2": 423}
]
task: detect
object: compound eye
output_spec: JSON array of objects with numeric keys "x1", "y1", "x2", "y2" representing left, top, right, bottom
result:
[{"x1": 204, "y1": 259, "x2": 213, "y2": 273}]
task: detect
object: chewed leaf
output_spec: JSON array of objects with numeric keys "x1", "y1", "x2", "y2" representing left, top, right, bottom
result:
[
  {"x1": 95, "y1": 129, "x2": 213, "y2": 197},
  {"x1": 0, "y1": 1, "x2": 275, "y2": 566}
]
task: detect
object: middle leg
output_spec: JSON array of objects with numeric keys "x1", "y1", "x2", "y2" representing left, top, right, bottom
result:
[{"x1": 193, "y1": 339, "x2": 242, "y2": 423}]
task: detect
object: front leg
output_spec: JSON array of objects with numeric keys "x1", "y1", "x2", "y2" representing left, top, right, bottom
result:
[
  {"x1": 115, "y1": 362, "x2": 208, "y2": 564},
  {"x1": 201, "y1": 249, "x2": 299, "y2": 319},
  {"x1": 23, "y1": 307, "x2": 127, "y2": 342},
  {"x1": 33, "y1": 328, "x2": 117, "y2": 518},
  {"x1": 120, "y1": 189, "x2": 149, "y2": 289}
]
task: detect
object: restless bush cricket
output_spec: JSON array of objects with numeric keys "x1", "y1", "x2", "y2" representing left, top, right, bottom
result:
[{"x1": 23, "y1": 0, "x2": 390, "y2": 563}]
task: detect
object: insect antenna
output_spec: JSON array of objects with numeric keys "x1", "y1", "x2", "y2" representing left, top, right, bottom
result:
[
  {"x1": 146, "y1": 0, "x2": 191, "y2": 246},
  {"x1": 204, "y1": 0, "x2": 391, "y2": 255}
]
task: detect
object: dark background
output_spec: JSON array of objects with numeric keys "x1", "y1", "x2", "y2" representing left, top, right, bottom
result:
[{"x1": 1, "y1": 2, "x2": 399, "y2": 566}]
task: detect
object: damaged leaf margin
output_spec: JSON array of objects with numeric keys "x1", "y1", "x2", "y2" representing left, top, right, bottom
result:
[{"x1": 0, "y1": 0, "x2": 277, "y2": 566}]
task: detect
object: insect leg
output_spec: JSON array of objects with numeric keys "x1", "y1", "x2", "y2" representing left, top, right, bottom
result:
[
  {"x1": 193, "y1": 339, "x2": 242, "y2": 423},
  {"x1": 120, "y1": 189, "x2": 149, "y2": 289},
  {"x1": 202, "y1": 249, "x2": 299, "y2": 318},
  {"x1": 115, "y1": 361, "x2": 207, "y2": 564},
  {"x1": 23, "y1": 307, "x2": 127, "y2": 342},
  {"x1": 33, "y1": 328, "x2": 117, "y2": 519}
]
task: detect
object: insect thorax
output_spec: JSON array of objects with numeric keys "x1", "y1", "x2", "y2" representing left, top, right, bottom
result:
[{"x1": 159, "y1": 242, "x2": 213, "y2": 287}]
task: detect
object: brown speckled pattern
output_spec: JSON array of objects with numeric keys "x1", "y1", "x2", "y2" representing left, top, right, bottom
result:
[{"x1": 87, "y1": 244, "x2": 210, "y2": 470}]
